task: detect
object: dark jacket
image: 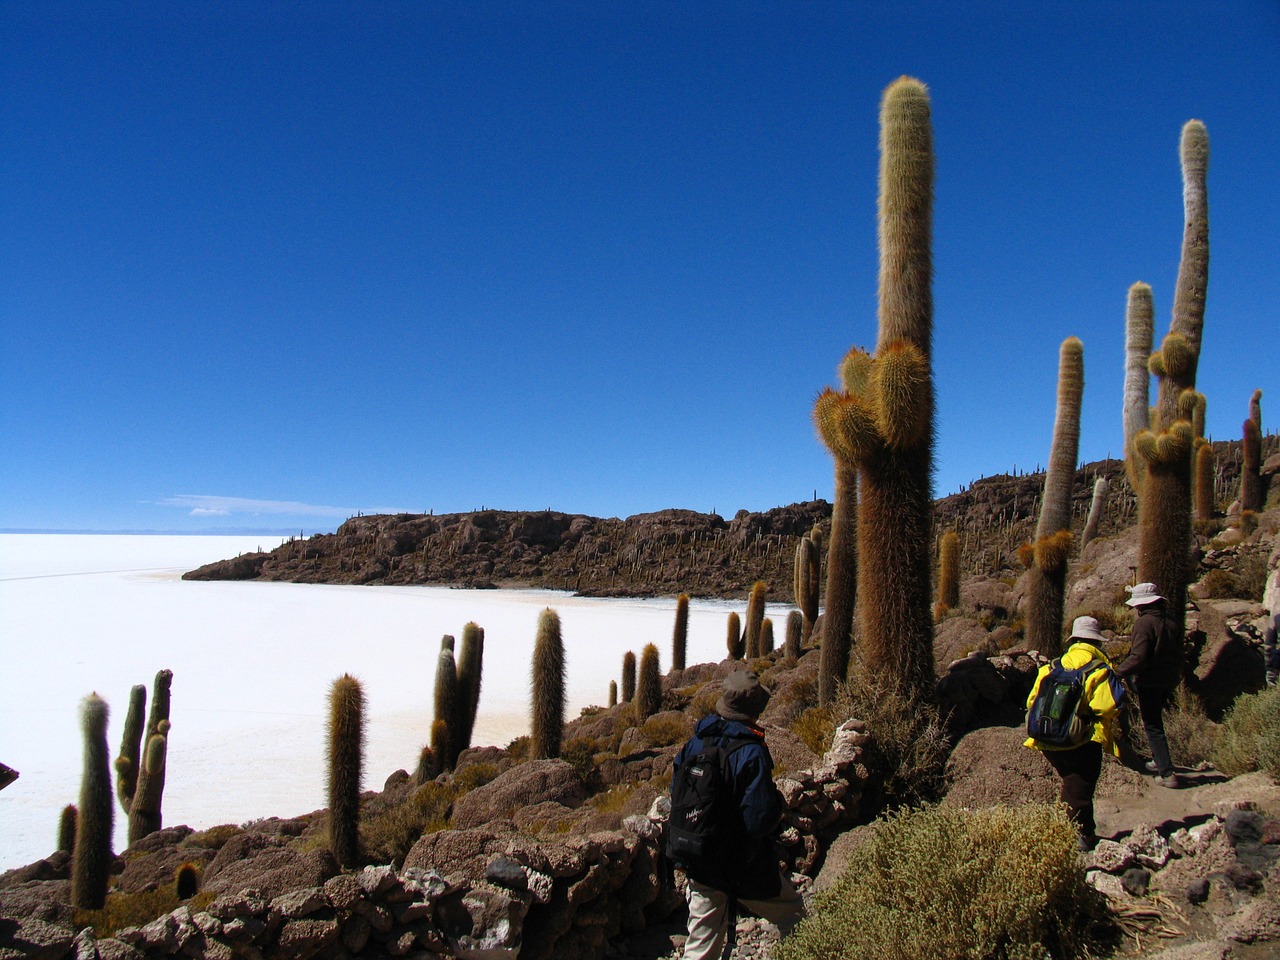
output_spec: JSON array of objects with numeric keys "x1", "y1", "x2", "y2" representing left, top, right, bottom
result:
[
  {"x1": 1116, "y1": 603, "x2": 1181, "y2": 689},
  {"x1": 672, "y1": 713, "x2": 784, "y2": 898}
]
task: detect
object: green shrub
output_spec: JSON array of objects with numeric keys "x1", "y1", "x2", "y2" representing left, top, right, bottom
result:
[
  {"x1": 77, "y1": 889, "x2": 215, "y2": 939},
  {"x1": 183, "y1": 823, "x2": 242, "y2": 850},
  {"x1": 1213, "y1": 686, "x2": 1280, "y2": 779},
  {"x1": 1164, "y1": 687, "x2": 1221, "y2": 769},
  {"x1": 777, "y1": 804, "x2": 1106, "y2": 960},
  {"x1": 451, "y1": 762, "x2": 499, "y2": 794},
  {"x1": 790, "y1": 706, "x2": 834, "y2": 757},
  {"x1": 359, "y1": 782, "x2": 455, "y2": 867},
  {"x1": 561, "y1": 736, "x2": 602, "y2": 790},
  {"x1": 639, "y1": 712, "x2": 691, "y2": 748}
]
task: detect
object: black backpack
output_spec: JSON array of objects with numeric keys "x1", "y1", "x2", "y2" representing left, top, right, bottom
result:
[
  {"x1": 666, "y1": 731, "x2": 755, "y2": 888},
  {"x1": 1026, "y1": 658, "x2": 1105, "y2": 748}
]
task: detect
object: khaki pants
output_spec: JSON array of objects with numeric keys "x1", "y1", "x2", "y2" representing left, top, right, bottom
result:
[{"x1": 683, "y1": 876, "x2": 805, "y2": 960}]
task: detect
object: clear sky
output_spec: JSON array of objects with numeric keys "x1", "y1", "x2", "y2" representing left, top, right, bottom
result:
[{"x1": 2, "y1": 2, "x2": 1277, "y2": 534}]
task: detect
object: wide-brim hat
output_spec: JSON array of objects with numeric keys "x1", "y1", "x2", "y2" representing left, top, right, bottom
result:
[
  {"x1": 1069, "y1": 615, "x2": 1107, "y2": 644},
  {"x1": 716, "y1": 669, "x2": 770, "y2": 722},
  {"x1": 1125, "y1": 582, "x2": 1164, "y2": 607}
]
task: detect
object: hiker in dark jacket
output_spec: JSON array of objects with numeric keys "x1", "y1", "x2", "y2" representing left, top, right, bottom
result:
[
  {"x1": 672, "y1": 669, "x2": 804, "y2": 960},
  {"x1": 1114, "y1": 582, "x2": 1182, "y2": 788}
]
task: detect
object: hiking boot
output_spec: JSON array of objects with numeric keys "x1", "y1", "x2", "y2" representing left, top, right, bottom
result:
[
  {"x1": 1155, "y1": 773, "x2": 1182, "y2": 789},
  {"x1": 1143, "y1": 760, "x2": 1158, "y2": 773}
]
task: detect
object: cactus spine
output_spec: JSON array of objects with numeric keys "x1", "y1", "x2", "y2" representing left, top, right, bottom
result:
[
  {"x1": 1025, "y1": 337, "x2": 1084, "y2": 656},
  {"x1": 726, "y1": 612, "x2": 743, "y2": 661},
  {"x1": 433, "y1": 644, "x2": 460, "y2": 771},
  {"x1": 784, "y1": 610, "x2": 803, "y2": 660},
  {"x1": 1123, "y1": 283, "x2": 1155, "y2": 494},
  {"x1": 743, "y1": 581, "x2": 767, "y2": 660},
  {"x1": 621, "y1": 650, "x2": 637, "y2": 702},
  {"x1": 935, "y1": 530, "x2": 959, "y2": 617},
  {"x1": 1080, "y1": 477, "x2": 1109, "y2": 556},
  {"x1": 531, "y1": 608, "x2": 565, "y2": 759},
  {"x1": 455, "y1": 622, "x2": 484, "y2": 760},
  {"x1": 793, "y1": 534, "x2": 820, "y2": 643},
  {"x1": 1134, "y1": 120, "x2": 1210, "y2": 646},
  {"x1": 114, "y1": 669, "x2": 172, "y2": 845},
  {"x1": 635, "y1": 643, "x2": 662, "y2": 721},
  {"x1": 672, "y1": 593, "x2": 689, "y2": 672},
  {"x1": 72, "y1": 693, "x2": 113, "y2": 909},
  {"x1": 326, "y1": 674, "x2": 364, "y2": 869},
  {"x1": 58, "y1": 804, "x2": 78, "y2": 853},
  {"x1": 834, "y1": 76, "x2": 937, "y2": 700}
]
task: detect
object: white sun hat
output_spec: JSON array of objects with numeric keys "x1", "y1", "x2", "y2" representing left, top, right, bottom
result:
[
  {"x1": 1069, "y1": 615, "x2": 1107, "y2": 644},
  {"x1": 1125, "y1": 582, "x2": 1164, "y2": 607}
]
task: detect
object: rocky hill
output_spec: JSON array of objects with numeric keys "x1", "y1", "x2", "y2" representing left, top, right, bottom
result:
[{"x1": 186, "y1": 437, "x2": 1279, "y2": 600}]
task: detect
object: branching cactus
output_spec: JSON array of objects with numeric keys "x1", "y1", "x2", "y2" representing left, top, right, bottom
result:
[
  {"x1": 72, "y1": 693, "x2": 113, "y2": 909},
  {"x1": 115, "y1": 669, "x2": 172, "y2": 845},
  {"x1": 1025, "y1": 337, "x2": 1084, "y2": 657},
  {"x1": 744, "y1": 581, "x2": 767, "y2": 660},
  {"x1": 433, "y1": 646, "x2": 460, "y2": 770},
  {"x1": 726, "y1": 612, "x2": 743, "y2": 661},
  {"x1": 672, "y1": 593, "x2": 689, "y2": 672},
  {"x1": 935, "y1": 530, "x2": 960, "y2": 618},
  {"x1": 621, "y1": 650, "x2": 637, "y2": 702},
  {"x1": 784, "y1": 610, "x2": 803, "y2": 660},
  {"x1": 816, "y1": 76, "x2": 937, "y2": 700},
  {"x1": 531, "y1": 608, "x2": 565, "y2": 759},
  {"x1": 327, "y1": 674, "x2": 365, "y2": 869},
  {"x1": 456, "y1": 622, "x2": 484, "y2": 760},
  {"x1": 635, "y1": 643, "x2": 662, "y2": 721},
  {"x1": 1123, "y1": 283, "x2": 1155, "y2": 494},
  {"x1": 1080, "y1": 477, "x2": 1109, "y2": 555},
  {"x1": 1134, "y1": 120, "x2": 1210, "y2": 643},
  {"x1": 793, "y1": 534, "x2": 820, "y2": 643}
]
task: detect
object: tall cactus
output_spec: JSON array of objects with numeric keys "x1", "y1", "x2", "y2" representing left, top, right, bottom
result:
[
  {"x1": 531, "y1": 608, "x2": 565, "y2": 759},
  {"x1": 1194, "y1": 442, "x2": 1216, "y2": 520},
  {"x1": 810, "y1": 402, "x2": 858, "y2": 704},
  {"x1": 784, "y1": 610, "x2": 803, "y2": 660},
  {"x1": 608, "y1": 680, "x2": 618, "y2": 708},
  {"x1": 621, "y1": 650, "x2": 637, "y2": 702},
  {"x1": 671, "y1": 593, "x2": 689, "y2": 672},
  {"x1": 1242, "y1": 416, "x2": 1263, "y2": 512},
  {"x1": 820, "y1": 76, "x2": 936, "y2": 700},
  {"x1": 635, "y1": 643, "x2": 662, "y2": 721},
  {"x1": 935, "y1": 529, "x2": 959, "y2": 617},
  {"x1": 72, "y1": 693, "x2": 113, "y2": 909},
  {"x1": 743, "y1": 581, "x2": 767, "y2": 660},
  {"x1": 327, "y1": 674, "x2": 364, "y2": 869},
  {"x1": 455, "y1": 622, "x2": 485, "y2": 759},
  {"x1": 116, "y1": 669, "x2": 172, "y2": 845},
  {"x1": 1025, "y1": 337, "x2": 1084, "y2": 656},
  {"x1": 433, "y1": 644, "x2": 460, "y2": 770},
  {"x1": 1080, "y1": 477, "x2": 1109, "y2": 555},
  {"x1": 726, "y1": 612, "x2": 743, "y2": 661},
  {"x1": 1123, "y1": 283, "x2": 1155, "y2": 494},
  {"x1": 793, "y1": 534, "x2": 820, "y2": 643},
  {"x1": 1134, "y1": 120, "x2": 1210, "y2": 645},
  {"x1": 1249, "y1": 388, "x2": 1262, "y2": 430}
]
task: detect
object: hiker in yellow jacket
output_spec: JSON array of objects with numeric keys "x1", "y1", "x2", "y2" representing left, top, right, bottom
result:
[{"x1": 1024, "y1": 616, "x2": 1126, "y2": 850}]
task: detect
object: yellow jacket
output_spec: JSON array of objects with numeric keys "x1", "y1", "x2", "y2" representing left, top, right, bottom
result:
[{"x1": 1023, "y1": 642, "x2": 1124, "y2": 755}]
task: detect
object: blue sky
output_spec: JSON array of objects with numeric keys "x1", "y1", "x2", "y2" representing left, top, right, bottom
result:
[{"x1": 2, "y1": 2, "x2": 1277, "y2": 533}]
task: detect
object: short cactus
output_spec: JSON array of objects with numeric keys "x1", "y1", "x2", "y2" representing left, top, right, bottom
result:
[
  {"x1": 433, "y1": 646, "x2": 460, "y2": 770},
  {"x1": 759, "y1": 617, "x2": 775, "y2": 655},
  {"x1": 608, "y1": 680, "x2": 618, "y2": 708},
  {"x1": 935, "y1": 530, "x2": 959, "y2": 617},
  {"x1": 784, "y1": 610, "x2": 803, "y2": 660},
  {"x1": 726, "y1": 612, "x2": 744, "y2": 661},
  {"x1": 1242, "y1": 413, "x2": 1263, "y2": 512},
  {"x1": 621, "y1": 650, "x2": 637, "y2": 703},
  {"x1": 456, "y1": 623, "x2": 485, "y2": 762},
  {"x1": 672, "y1": 593, "x2": 689, "y2": 672},
  {"x1": 58, "y1": 804, "x2": 78, "y2": 854},
  {"x1": 326, "y1": 674, "x2": 365, "y2": 869},
  {"x1": 634, "y1": 643, "x2": 662, "y2": 721},
  {"x1": 743, "y1": 581, "x2": 767, "y2": 660},
  {"x1": 1194, "y1": 442, "x2": 1215, "y2": 520},
  {"x1": 531, "y1": 608, "x2": 565, "y2": 759},
  {"x1": 793, "y1": 535, "x2": 820, "y2": 643},
  {"x1": 174, "y1": 862, "x2": 200, "y2": 900},
  {"x1": 72, "y1": 693, "x2": 113, "y2": 910}
]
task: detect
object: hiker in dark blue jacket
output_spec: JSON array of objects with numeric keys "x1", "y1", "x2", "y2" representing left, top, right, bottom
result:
[{"x1": 672, "y1": 669, "x2": 804, "y2": 960}]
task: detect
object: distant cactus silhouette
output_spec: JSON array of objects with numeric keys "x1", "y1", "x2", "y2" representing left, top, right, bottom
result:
[
  {"x1": 433, "y1": 646, "x2": 460, "y2": 770},
  {"x1": 456, "y1": 622, "x2": 485, "y2": 760},
  {"x1": 174, "y1": 862, "x2": 200, "y2": 900},
  {"x1": 784, "y1": 610, "x2": 803, "y2": 660},
  {"x1": 1134, "y1": 120, "x2": 1210, "y2": 645},
  {"x1": 672, "y1": 593, "x2": 689, "y2": 671},
  {"x1": 793, "y1": 534, "x2": 820, "y2": 643},
  {"x1": 621, "y1": 650, "x2": 637, "y2": 702},
  {"x1": 531, "y1": 608, "x2": 565, "y2": 759},
  {"x1": 327, "y1": 674, "x2": 365, "y2": 869},
  {"x1": 608, "y1": 680, "x2": 618, "y2": 708},
  {"x1": 726, "y1": 612, "x2": 744, "y2": 661},
  {"x1": 1080, "y1": 477, "x2": 1109, "y2": 555},
  {"x1": 58, "y1": 804, "x2": 78, "y2": 853},
  {"x1": 760, "y1": 617, "x2": 775, "y2": 655},
  {"x1": 635, "y1": 643, "x2": 662, "y2": 721},
  {"x1": 935, "y1": 530, "x2": 959, "y2": 617},
  {"x1": 72, "y1": 693, "x2": 113, "y2": 909},
  {"x1": 1025, "y1": 337, "x2": 1084, "y2": 657},
  {"x1": 115, "y1": 669, "x2": 171, "y2": 846},
  {"x1": 1123, "y1": 282, "x2": 1155, "y2": 494},
  {"x1": 743, "y1": 581, "x2": 767, "y2": 660}
]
